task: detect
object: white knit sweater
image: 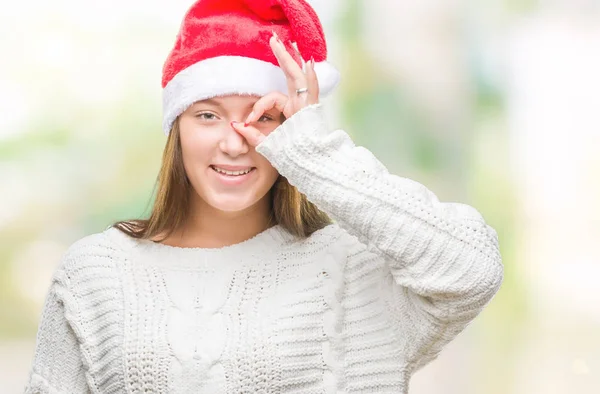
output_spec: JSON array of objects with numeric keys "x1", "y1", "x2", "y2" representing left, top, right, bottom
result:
[{"x1": 25, "y1": 104, "x2": 503, "y2": 394}]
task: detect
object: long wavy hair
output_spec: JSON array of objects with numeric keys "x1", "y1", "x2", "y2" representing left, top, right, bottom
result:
[{"x1": 113, "y1": 116, "x2": 332, "y2": 242}]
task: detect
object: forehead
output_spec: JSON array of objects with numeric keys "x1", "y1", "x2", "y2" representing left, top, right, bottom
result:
[{"x1": 193, "y1": 94, "x2": 260, "y2": 109}]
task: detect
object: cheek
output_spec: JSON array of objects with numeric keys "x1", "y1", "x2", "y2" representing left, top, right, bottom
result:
[
  {"x1": 180, "y1": 131, "x2": 214, "y2": 165},
  {"x1": 180, "y1": 141, "x2": 217, "y2": 188},
  {"x1": 257, "y1": 156, "x2": 280, "y2": 184}
]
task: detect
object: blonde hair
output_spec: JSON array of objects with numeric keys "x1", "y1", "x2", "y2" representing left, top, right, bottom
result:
[{"x1": 113, "y1": 117, "x2": 331, "y2": 241}]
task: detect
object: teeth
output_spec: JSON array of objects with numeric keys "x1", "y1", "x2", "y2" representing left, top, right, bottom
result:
[{"x1": 212, "y1": 166, "x2": 253, "y2": 176}]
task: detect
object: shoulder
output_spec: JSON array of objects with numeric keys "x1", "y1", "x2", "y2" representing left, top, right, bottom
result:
[
  {"x1": 60, "y1": 228, "x2": 121, "y2": 266},
  {"x1": 291, "y1": 222, "x2": 346, "y2": 249},
  {"x1": 54, "y1": 227, "x2": 129, "y2": 288},
  {"x1": 296, "y1": 222, "x2": 377, "y2": 260},
  {"x1": 50, "y1": 229, "x2": 129, "y2": 368}
]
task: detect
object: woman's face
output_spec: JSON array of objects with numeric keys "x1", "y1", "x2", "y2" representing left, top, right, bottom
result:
[{"x1": 178, "y1": 95, "x2": 282, "y2": 213}]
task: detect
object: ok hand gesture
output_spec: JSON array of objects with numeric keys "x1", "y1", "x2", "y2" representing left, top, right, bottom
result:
[{"x1": 231, "y1": 32, "x2": 319, "y2": 146}]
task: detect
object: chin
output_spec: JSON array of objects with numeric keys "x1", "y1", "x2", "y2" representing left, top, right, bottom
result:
[
  {"x1": 204, "y1": 193, "x2": 263, "y2": 213},
  {"x1": 214, "y1": 203, "x2": 256, "y2": 213}
]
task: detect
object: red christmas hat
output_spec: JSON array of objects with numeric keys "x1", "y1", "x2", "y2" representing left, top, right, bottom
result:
[{"x1": 161, "y1": 0, "x2": 340, "y2": 134}]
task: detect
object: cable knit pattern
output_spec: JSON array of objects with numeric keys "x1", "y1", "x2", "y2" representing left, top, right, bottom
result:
[{"x1": 25, "y1": 104, "x2": 503, "y2": 393}]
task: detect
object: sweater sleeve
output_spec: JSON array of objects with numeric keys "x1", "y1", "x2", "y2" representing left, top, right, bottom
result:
[
  {"x1": 255, "y1": 103, "x2": 504, "y2": 370},
  {"x1": 25, "y1": 280, "x2": 90, "y2": 394}
]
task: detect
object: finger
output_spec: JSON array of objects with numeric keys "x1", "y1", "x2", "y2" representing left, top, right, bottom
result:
[
  {"x1": 231, "y1": 121, "x2": 265, "y2": 147},
  {"x1": 244, "y1": 91, "x2": 288, "y2": 124},
  {"x1": 269, "y1": 35, "x2": 308, "y2": 99},
  {"x1": 270, "y1": 34, "x2": 307, "y2": 89},
  {"x1": 305, "y1": 57, "x2": 320, "y2": 105},
  {"x1": 290, "y1": 41, "x2": 306, "y2": 72}
]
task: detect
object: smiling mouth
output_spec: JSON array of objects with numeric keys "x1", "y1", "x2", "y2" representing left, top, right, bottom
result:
[{"x1": 210, "y1": 165, "x2": 256, "y2": 176}]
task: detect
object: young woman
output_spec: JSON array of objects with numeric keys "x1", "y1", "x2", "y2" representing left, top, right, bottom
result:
[{"x1": 25, "y1": 0, "x2": 503, "y2": 393}]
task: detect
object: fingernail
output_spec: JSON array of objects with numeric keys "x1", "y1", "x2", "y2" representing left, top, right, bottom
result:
[
  {"x1": 244, "y1": 122, "x2": 249, "y2": 127},
  {"x1": 245, "y1": 111, "x2": 255, "y2": 124},
  {"x1": 273, "y1": 31, "x2": 284, "y2": 46},
  {"x1": 230, "y1": 121, "x2": 237, "y2": 128}
]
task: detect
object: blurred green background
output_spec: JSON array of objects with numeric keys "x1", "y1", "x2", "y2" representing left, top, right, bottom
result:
[{"x1": 1, "y1": 0, "x2": 599, "y2": 392}]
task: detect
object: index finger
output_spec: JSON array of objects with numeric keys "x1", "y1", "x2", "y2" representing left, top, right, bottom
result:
[
  {"x1": 245, "y1": 91, "x2": 288, "y2": 125},
  {"x1": 270, "y1": 34, "x2": 306, "y2": 86}
]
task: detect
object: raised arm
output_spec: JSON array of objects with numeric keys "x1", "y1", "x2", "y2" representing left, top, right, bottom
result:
[{"x1": 255, "y1": 103, "x2": 503, "y2": 368}]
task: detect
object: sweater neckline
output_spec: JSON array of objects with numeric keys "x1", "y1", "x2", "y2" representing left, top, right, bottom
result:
[
  {"x1": 106, "y1": 224, "x2": 298, "y2": 268},
  {"x1": 144, "y1": 224, "x2": 292, "y2": 252}
]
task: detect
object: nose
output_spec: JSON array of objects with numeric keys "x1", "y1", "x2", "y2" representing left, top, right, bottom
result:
[{"x1": 219, "y1": 122, "x2": 249, "y2": 157}]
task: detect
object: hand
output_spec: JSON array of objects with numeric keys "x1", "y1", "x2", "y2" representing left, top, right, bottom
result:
[{"x1": 231, "y1": 31, "x2": 320, "y2": 146}]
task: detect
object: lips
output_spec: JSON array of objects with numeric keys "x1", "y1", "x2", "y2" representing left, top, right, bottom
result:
[
  {"x1": 210, "y1": 165, "x2": 255, "y2": 175},
  {"x1": 211, "y1": 164, "x2": 255, "y2": 172},
  {"x1": 209, "y1": 165, "x2": 256, "y2": 185}
]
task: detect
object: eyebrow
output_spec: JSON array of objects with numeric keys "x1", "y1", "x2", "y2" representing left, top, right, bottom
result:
[{"x1": 198, "y1": 98, "x2": 222, "y2": 107}]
